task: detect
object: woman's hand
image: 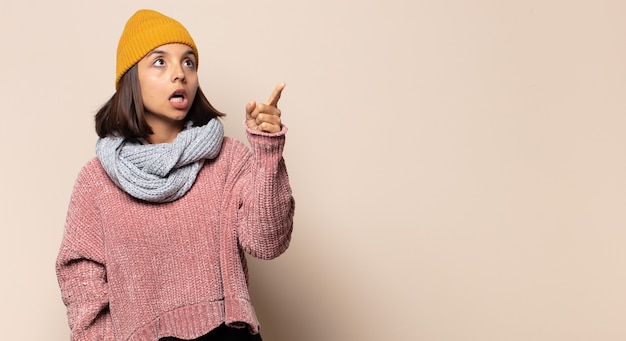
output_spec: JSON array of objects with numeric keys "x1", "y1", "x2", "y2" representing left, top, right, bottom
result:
[{"x1": 246, "y1": 82, "x2": 286, "y2": 133}]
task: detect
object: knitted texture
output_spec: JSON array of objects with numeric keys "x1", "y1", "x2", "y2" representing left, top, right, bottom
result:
[
  {"x1": 95, "y1": 119, "x2": 224, "y2": 203},
  {"x1": 56, "y1": 127, "x2": 295, "y2": 341},
  {"x1": 116, "y1": 9, "x2": 198, "y2": 89}
]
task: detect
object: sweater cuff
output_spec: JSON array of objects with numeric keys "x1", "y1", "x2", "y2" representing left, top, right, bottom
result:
[
  {"x1": 242, "y1": 120, "x2": 287, "y2": 170},
  {"x1": 244, "y1": 120, "x2": 287, "y2": 148}
]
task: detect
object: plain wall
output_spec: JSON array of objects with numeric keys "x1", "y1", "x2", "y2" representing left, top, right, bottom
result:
[{"x1": 1, "y1": 0, "x2": 625, "y2": 340}]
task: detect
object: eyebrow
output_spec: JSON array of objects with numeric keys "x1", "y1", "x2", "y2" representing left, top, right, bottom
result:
[{"x1": 146, "y1": 49, "x2": 196, "y2": 58}]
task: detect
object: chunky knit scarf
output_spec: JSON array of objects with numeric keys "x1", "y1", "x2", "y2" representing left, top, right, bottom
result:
[{"x1": 96, "y1": 119, "x2": 224, "y2": 203}]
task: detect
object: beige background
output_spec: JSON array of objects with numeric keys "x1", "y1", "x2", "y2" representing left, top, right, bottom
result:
[{"x1": 1, "y1": 0, "x2": 625, "y2": 340}]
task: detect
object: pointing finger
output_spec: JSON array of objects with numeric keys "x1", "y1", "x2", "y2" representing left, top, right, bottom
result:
[{"x1": 267, "y1": 82, "x2": 286, "y2": 107}]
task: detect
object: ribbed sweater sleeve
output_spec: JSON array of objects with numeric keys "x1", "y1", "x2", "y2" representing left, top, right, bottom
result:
[
  {"x1": 56, "y1": 161, "x2": 114, "y2": 341},
  {"x1": 234, "y1": 124, "x2": 295, "y2": 260}
]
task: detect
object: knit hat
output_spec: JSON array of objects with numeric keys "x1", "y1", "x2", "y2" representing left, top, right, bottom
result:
[{"x1": 115, "y1": 9, "x2": 198, "y2": 89}]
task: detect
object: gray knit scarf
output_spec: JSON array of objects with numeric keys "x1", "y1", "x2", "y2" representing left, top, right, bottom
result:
[{"x1": 96, "y1": 119, "x2": 224, "y2": 203}]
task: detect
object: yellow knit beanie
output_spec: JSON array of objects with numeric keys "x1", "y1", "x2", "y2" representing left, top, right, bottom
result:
[{"x1": 115, "y1": 9, "x2": 198, "y2": 89}]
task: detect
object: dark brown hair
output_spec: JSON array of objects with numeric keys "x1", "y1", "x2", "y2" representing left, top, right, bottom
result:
[{"x1": 95, "y1": 64, "x2": 225, "y2": 139}]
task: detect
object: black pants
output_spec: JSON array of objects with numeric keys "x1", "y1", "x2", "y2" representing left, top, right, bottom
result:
[{"x1": 159, "y1": 324, "x2": 262, "y2": 341}]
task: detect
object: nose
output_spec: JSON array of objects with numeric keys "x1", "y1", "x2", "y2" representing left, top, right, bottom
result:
[{"x1": 172, "y1": 65, "x2": 186, "y2": 83}]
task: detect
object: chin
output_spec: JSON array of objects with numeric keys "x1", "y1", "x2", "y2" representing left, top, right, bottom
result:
[{"x1": 170, "y1": 111, "x2": 190, "y2": 121}]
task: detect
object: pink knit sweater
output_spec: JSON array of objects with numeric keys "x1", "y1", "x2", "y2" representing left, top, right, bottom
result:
[{"x1": 56, "y1": 129, "x2": 295, "y2": 341}]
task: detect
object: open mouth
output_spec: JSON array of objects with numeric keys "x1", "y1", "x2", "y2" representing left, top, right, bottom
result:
[{"x1": 170, "y1": 89, "x2": 187, "y2": 102}]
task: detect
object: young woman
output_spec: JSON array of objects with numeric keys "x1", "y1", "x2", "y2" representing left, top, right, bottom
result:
[{"x1": 55, "y1": 9, "x2": 295, "y2": 341}]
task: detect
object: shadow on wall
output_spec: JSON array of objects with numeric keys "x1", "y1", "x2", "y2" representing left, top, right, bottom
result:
[
  {"x1": 247, "y1": 250, "x2": 327, "y2": 341},
  {"x1": 247, "y1": 229, "x2": 339, "y2": 341}
]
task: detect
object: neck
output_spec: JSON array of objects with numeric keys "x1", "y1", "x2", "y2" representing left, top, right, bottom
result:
[{"x1": 145, "y1": 118, "x2": 185, "y2": 144}]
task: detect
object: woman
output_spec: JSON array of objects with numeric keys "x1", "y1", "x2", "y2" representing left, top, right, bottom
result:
[{"x1": 55, "y1": 9, "x2": 295, "y2": 341}]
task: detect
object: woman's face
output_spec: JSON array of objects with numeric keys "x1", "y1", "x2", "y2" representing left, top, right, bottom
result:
[{"x1": 137, "y1": 43, "x2": 199, "y2": 126}]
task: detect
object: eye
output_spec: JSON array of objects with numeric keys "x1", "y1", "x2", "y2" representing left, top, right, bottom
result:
[
  {"x1": 184, "y1": 58, "x2": 196, "y2": 69},
  {"x1": 152, "y1": 58, "x2": 165, "y2": 66}
]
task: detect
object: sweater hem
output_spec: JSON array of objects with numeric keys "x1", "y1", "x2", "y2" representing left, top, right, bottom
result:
[{"x1": 125, "y1": 298, "x2": 259, "y2": 341}]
